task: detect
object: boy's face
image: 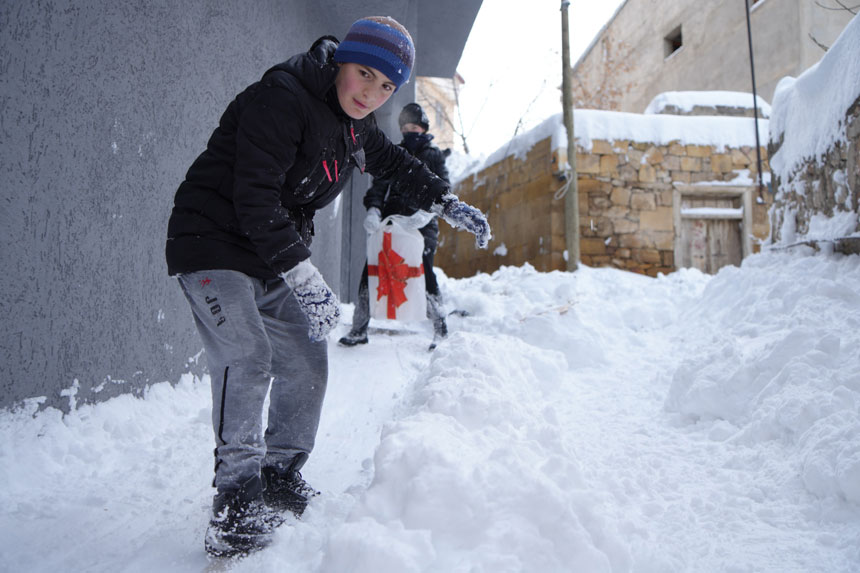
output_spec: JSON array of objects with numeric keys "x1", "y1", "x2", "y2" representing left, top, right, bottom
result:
[
  {"x1": 400, "y1": 122, "x2": 425, "y2": 134},
  {"x1": 335, "y1": 63, "x2": 396, "y2": 120}
]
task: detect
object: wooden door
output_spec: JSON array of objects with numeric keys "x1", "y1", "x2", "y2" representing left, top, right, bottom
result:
[{"x1": 677, "y1": 195, "x2": 743, "y2": 274}]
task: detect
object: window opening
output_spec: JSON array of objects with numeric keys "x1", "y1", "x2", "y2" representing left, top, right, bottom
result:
[{"x1": 664, "y1": 25, "x2": 683, "y2": 58}]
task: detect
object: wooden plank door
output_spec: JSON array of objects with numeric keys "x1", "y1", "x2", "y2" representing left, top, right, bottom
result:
[{"x1": 678, "y1": 195, "x2": 743, "y2": 274}]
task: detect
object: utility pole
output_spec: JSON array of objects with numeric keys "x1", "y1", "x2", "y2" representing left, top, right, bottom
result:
[
  {"x1": 560, "y1": 0, "x2": 580, "y2": 271},
  {"x1": 744, "y1": 0, "x2": 766, "y2": 200}
]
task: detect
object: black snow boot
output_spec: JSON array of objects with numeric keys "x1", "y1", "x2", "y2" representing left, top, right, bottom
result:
[
  {"x1": 338, "y1": 329, "x2": 368, "y2": 347},
  {"x1": 205, "y1": 475, "x2": 283, "y2": 558},
  {"x1": 428, "y1": 318, "x2": 448, "y2": 351},
  {"x1": 262, "y1": 452, "x2": 320, "y2": 517}
]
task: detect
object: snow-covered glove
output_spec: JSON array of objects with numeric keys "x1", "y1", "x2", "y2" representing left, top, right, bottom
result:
[
  {"x1": 363, "y1": 207, "x2": 382, "y2": 234},
  {"x1": 280, "y1": 260, "x2": 341, "y2": 341},
  {"x1": 432, "y1": 194, "x2": 492, "y2": 249}
]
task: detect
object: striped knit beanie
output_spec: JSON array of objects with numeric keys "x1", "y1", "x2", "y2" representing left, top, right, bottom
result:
[{"x1": 333, "y1": 16, "x2": 415, "y2": 91}]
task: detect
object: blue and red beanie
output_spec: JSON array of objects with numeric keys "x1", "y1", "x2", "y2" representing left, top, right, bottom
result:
[{"x1": 333, "y1": 17, "x2": 415, "y2": 91}]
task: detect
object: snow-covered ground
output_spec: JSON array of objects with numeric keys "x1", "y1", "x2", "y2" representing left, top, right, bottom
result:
[{"x1": 2, "y1": 247, "x2": 859, "y2": 572}]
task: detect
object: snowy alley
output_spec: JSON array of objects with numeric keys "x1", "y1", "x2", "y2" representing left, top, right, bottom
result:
[{"x1": 2, "y1": 247, "x2": 859, "y2": 572}]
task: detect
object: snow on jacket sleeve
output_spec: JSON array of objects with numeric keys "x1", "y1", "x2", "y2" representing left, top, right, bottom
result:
[
  {"x1": 362, "y1": 125, "x2": 449, "y2": 212},
  {"x1": 232, "y1": 86, "x2": 311, "y2": 275}
]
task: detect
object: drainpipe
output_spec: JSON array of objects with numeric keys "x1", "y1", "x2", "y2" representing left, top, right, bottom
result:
[{"x1": 561, "y1": 0, "x2": 580, "y2": 271}]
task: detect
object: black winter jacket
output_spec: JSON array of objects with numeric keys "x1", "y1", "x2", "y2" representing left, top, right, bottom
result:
[
  {"x1": 363, "y1": 134, "x2": 449, "y2": 242},
  {"x1": 166, "y1": 37, "x2": 449, "y2": 279}
]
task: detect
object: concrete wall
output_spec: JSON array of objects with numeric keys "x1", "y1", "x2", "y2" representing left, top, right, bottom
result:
[
  {"x1": 0, "y1": 0, "x2": 479, "y2": 411},
  {"x1": 572, "y1": 0, "x2": 854, "y2": 113}
]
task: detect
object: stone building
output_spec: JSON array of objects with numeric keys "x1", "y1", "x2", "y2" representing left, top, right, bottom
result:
[
  {"x1": 572, "y1": 0, "x2": 854, "y2": 113},
  {"x1": 437, "y1": 97, "x2": 772, "y2": 278}
]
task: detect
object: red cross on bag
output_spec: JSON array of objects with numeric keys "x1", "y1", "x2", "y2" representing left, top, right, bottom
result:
[{"x1": 367, "y1": 220, "x2": 426, "y2": 321}]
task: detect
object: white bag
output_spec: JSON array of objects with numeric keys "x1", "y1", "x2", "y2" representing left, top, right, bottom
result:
[{"x1": 367, "y1": 215, "x2": 426, "y2": 322}]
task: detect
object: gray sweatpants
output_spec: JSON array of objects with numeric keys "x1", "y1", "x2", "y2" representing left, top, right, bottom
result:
[{"x1": 178, "y1": 270, "x2": 328, "y2": 493}]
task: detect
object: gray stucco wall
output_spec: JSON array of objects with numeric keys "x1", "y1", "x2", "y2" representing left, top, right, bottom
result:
[
  {"x1": 1, "y1": 0, "x2": 478, "y2": 411},
  {"x1": 1, "y1": 1, "x2": 319, "y2": 410}
]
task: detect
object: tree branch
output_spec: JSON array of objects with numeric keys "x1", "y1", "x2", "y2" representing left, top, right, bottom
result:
[
  {"x1": 808, "y1": 32, "x2": 830, "y2": 52},
  {"x1": 814, "y1": 0, "x2": 858, "y2": 13}
]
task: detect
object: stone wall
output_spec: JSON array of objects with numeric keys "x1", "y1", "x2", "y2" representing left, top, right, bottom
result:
[
  {"x1": 575, "y1": 139, "x2": 771, "y2": 275},
  {"x1": 437, "y1": 138, "x2": 566, "y2": 277},
  {"x1": 438, "y1": 136, "x2": 771, "y2": 278},
  {"x1": 769, "y1": 99, "x2": 860, "y2": 242}
]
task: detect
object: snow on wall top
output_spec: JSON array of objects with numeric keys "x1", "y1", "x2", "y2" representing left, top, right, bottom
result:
[
  {"x1": 573, "y1": 109, "x2": 768, "y2": 152},
  {"x1": 768, "y1": 13, "x2": 860, "y2": 181},
  {"x1": 644, "y1": 90, "x2": 772, "y2": 118},
  {"x1": 463, "y1": 110, "x2": 769, "y2": 181}
]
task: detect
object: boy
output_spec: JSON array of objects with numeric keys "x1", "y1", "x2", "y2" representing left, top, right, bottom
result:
[
  {"x1": 339, "y1": 102, "x2": 451, "y2": 350},
  {"x1": 165, "y1": 16, "x2": 491, "y2": 557}
]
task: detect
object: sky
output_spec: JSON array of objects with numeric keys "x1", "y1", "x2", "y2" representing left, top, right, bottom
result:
[
  {"x1": 455, "y1": 0, "x2": 626, "y2": 157},
  {"x1": 3, "y1": 247, "x2": 859, "y2": 572}
]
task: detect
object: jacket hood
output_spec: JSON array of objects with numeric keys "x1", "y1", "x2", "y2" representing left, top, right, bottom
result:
[{"x1": 263, "y1": 36, "x2": 340, "y2": 99}]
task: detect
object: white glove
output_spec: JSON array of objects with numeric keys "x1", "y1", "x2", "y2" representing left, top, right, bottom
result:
[
  {"x1": 280, "y1": 260, "x2": 341, "y2": 341},
  {"x1": 363, "y1": 207, "x2": 382, "y2": 234},
  {"x1": 432, "y1": 194, "x2": 492, "y2": 249}
]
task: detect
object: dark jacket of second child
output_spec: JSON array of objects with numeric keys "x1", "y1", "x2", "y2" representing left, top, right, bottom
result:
[
  {"x1": 363, "y1": 133, "x2": 450, "y2": 246},
  {"x1": 166, "y1": 37, "x2": 449, "y2": 280}
]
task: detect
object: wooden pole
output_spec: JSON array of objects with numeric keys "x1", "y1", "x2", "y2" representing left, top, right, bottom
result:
[
  {"x1": 744, "y1": 0, "x2": 766, "y2": 200},
  {"x1": 561, "y1": 0, "x2": 580, "y2": 270}
]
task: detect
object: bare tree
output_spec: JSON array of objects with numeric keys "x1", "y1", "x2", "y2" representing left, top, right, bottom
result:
[
  {"x1": 814, "y1": 0, "x2": 858, "y2": 14},
  {"x1": 809, "y1": 0, "x2": 858, "y2": 52},
  {"x1": 415, "y1": 74, "x2": 491, "y2": 155}
]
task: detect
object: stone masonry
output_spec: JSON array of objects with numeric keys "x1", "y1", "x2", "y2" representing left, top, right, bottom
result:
[
  {"x1": 769, "y1": 97, "x2": 860, "y2": 242},
  {"x1": 437, "y1": 135, "x2": 771, "y2": 278}
]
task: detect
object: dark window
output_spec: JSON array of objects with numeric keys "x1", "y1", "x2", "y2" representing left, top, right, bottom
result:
[{"x1": 664, "y1": 25, "x2": 683, "y2": 58}]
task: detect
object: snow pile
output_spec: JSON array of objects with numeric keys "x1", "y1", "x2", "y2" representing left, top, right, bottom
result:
[
  {"x1": 665, "y1": 250, "x2": 860, "y2": 504},
  {"x1": 644, "y1": 90, "x2": 771, "y2": 118},
  {"x1": 3, "y1": 251, "x2": 860, "y2": 572},
  {"x1": 768, "y1": 13, "x2": 860, "y2": 181},
  {"x1": 323, "y1": 332, "x2": 619, "y2": 572}
]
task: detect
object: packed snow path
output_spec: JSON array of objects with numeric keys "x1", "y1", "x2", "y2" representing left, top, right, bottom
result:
[{"x1": 2, "y1": 249, "x2": 859, "y2": 572}]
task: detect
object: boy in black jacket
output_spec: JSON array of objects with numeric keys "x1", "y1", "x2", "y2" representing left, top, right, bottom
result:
[
  {"x1": 339, "y1": 102, "x2": 451, "y2": 350},
  {"x1": 165, "y1": 16, "x2": 491, "y2": 558}
]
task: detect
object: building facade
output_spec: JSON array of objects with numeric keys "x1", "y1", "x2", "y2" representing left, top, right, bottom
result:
[
  {"x1": 572, "y1": 0, "x2": 854, "y2": 112},
  {"x1": 415, "y1": 74, "x2": 466, "y2": 153}
]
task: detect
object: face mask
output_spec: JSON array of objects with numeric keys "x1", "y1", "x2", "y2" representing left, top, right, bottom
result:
[{"x1": 401, "y1": 131, "x2": 432, "y2": 154}]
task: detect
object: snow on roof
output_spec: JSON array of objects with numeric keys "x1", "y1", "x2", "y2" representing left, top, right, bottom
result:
[
  {"x1": 644, "y1": 91, "x2": 772, "y2": 118},
  {"x1": 480, "y1": 113, "x2": 569, "y2": 169},
  {"x1": 768, "y1": 13, "x2": 860, "y2": 181},
  {"x1": 573, "y1": 109, "x2": 768, "y2": 152},
  {"x1": 462, "y1": 110, "x2": 769, "y2": 182}
]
